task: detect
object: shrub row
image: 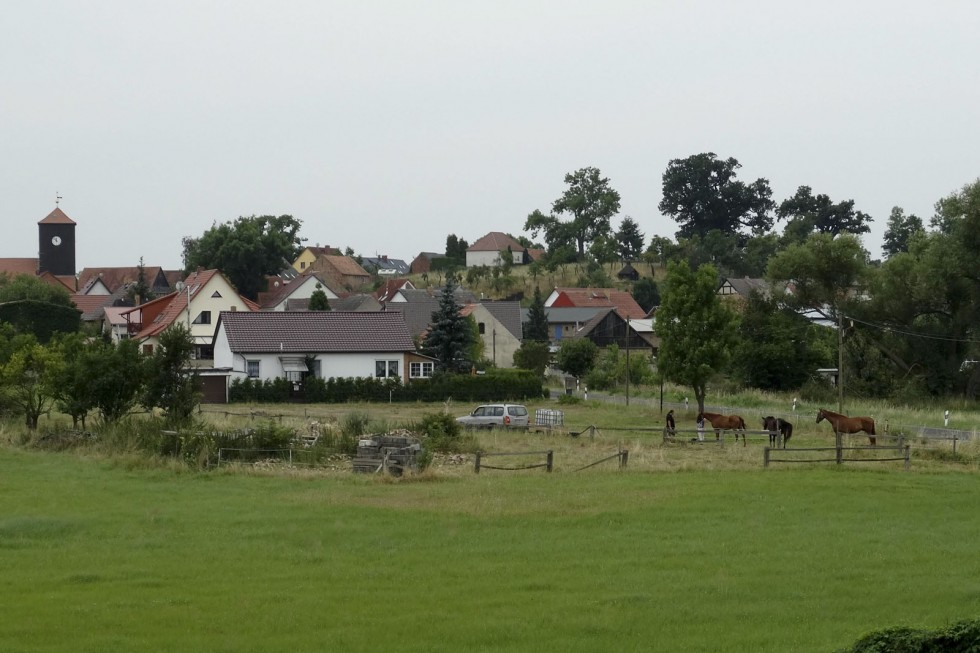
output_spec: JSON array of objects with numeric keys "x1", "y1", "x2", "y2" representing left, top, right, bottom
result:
[{"x1": 229, "y1": 370, "x2": 546, "y2": 404}]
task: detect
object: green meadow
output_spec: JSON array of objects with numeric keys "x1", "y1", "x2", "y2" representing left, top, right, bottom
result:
[{"x1": 2, "y1": 438, "x2": 979, "y2": 653}]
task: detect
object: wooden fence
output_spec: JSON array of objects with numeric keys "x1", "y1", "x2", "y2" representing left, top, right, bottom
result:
[
  {"x1": 474, "y1": 450, "x2": 553, "y2": 473},
  {"x1": 764, "y1": 433, "x2": 910, "y2": 470}
]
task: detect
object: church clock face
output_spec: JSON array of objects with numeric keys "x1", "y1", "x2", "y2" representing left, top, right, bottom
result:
[{"x1": 51, "y1": 235, "x2": 62, "y2": 246}]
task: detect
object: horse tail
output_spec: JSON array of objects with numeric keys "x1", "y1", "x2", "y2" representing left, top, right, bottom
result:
[
  {"x1": 870, "y1": 420, "x2": 876, "y2": 435},
  {"x1": 739, "y1": 417, "x2": 746, "y2": 430}
]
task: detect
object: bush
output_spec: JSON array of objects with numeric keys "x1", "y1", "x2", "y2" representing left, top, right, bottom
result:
[
  {"x1": 229, "y1": 371, "x2": 546, "y2": 404},
  {"x1": 413, "y1": 410, "x2": 475, "y2": 454},
  {"x1": 837, "y1": 617, "x2": 980, "y2": 652}
]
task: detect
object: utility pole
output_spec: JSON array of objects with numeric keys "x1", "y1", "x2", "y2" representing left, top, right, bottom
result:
[
  {"x1": 837, "y1": 306, "x2": 844, "y2": 414},
  {"x1": 625, "y1": 317, "x2": 630, "y2": 406}
]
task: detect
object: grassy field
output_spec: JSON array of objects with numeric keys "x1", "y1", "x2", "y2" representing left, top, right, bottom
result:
[{"x1": 2, "y1": 432, "x2": 980, "y2": 652}]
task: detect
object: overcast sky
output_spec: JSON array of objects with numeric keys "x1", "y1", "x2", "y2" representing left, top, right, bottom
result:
[{"x1": 2, "y1": 1, "x2": 978, "y2": 272}]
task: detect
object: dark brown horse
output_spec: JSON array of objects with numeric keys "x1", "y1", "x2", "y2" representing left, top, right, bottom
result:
[
  {"x1": 762, "y1": 416, "x2": 793, "y2": 448},
  {"x1": 816, "y1": 408, "x2": 876, "y2": 445},
  {"x1": 697, "y1": 412, "x2": 748, "y2": 446}
]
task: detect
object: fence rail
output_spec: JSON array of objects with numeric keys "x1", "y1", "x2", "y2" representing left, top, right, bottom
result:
[
  {"x1": 764, "y1": 435, "x2": 911, "y2": 470},
  {"x1": 475, "y1": 450, "x2": 553, "y2": 473}
]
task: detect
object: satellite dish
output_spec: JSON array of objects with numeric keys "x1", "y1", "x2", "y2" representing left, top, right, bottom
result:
[{"x1": 175, "y1": 281, "x2": 185, "y2": 292}]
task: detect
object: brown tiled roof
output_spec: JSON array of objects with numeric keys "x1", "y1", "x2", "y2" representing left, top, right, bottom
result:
[
  {"x1": 78, "y1": 266, "x2": 170, "y2": 294},
  {"x1": 38, "y1": 207, "x2": 76, "y2": 225},
  {"x1": 71, "y1": 294, "x2": 113, "y2": 321},
  {"x1": 551, "y1": 287, "x2": 646, "y2": 319},
  {"x1": 467, "y1": 232, "x2": 524, "y2": 252},
  {"x1": 526, "y1": 248, "x2": 545, "y2": 262},
  {"x1": 217, "y1": 311, "x2": 415, "y2": 353},
  {"x1": 375, "y1": 278, "x2": 413, "y2": 301},
  {"x1": 0, "y1": 259, "x2": 39, "y2": 276},
  {"x1": 321, "y1": 255, "x2": 370, "y2": 278}
]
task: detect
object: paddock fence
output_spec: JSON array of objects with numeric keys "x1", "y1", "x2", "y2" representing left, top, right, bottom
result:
[
  {"x1": 764, "y1": 433, "x2": 910, "y2": 470},
  {"x1": 572, "y1": 449, "x2": 630, "y2": 472},
  {"x1": 474, "y1": 450, "x2": 553, "y2": 474}
]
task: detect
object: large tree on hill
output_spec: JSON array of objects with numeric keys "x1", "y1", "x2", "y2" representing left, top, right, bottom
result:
[
  {"x1": 659, "y1": 153, "x2": 775, "y2": 241},
  {"x1": 421, "y1": 276, "x2": 475, "y2": 373},
  {"x1": 655, "y1": 261, "x2": 738, "y2": 414},
  {"x1": 777, "y1": 186, "x2": 872, "y2": 239},
  {"x1": 525, "y1": 167, "x2": 621, "y2": 257},
  {"x1": 182, "y1": 214, "x2": 303, "y2": 301}
]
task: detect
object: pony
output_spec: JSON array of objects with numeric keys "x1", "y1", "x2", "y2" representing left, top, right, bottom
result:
[
  {"x1": 696, "y1": 412, "x2": 748, "y2": 446},
  {"x1": 762, "y1": 416, "x2": 793, "y2": 448},
  {"x1": 816, "y1": 408, "x2": 876, "y2": 446}
]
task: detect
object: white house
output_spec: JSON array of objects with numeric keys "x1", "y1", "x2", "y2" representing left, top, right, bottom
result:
[
  {"x1": 213, "y1": 310, "x2": 435, "y2": 384},
  {"x1": 465, "y1": 232, "x2": 525, "y2": 268},
  {"x1": 125, "y1": 268, "x2": 258, "y2": 359},
  {"x1": 257, "y1": 272, "x2": 340, "y2": 311}
]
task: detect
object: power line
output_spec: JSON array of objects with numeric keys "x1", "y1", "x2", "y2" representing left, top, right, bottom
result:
[{"x1": 844, "y1": 314, "x2": 980, "y2": 345}]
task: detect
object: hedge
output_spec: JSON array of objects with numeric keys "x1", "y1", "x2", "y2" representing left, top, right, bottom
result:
[{"x1": 229, "y1": 369, "x2": 545, "y2": 404}]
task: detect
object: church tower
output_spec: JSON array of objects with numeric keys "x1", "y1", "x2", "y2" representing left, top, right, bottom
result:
[{"x1": 37, "y1": 207, "x2": 76, "y2": 277}]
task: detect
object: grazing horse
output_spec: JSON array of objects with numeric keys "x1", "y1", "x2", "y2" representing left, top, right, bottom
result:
[
  {"x1": 697, "y1": 412, "x2": 748, "y2": 446},
  {"x1": 762, "y1": 416, "x2": 793, "y2": 448},
  {"x1": 816, "y1": 408, "x2": 876, "y2": 446}
]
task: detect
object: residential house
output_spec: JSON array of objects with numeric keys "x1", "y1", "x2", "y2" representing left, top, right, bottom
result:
[
  {"x1": 386, "y1": 286, "x2": 479, "y2": 338},
  {"x1": 124, "y1": 268, "x2": 258, "y2": 361},
  {"x1": 717, "y1": 277, "x2": 782, "y2": 301},
  {"x1": 571, "y1": 308, "x2": 658, "y2": 356},
  {"x1": 410, "y1": 252, "x2": 448, "y2": 274},
  {"x1": 257, "y1": 273, "x2": 340, "y2": 311},
  {"x1": 360, "y1": 255, "x2": 410, "y2": 277},
  {"x1": 212, "y1": 311, "x2": 434, "y2": 396},
  {"x1": 291, "y1": 245, "x2": 340, "y2": 274},
  {"x1": 466, "y1": 232, "x2": 526, "y2": 268},
  {"x1": 330, "y1": 294, "x2": 383, "y2": 312},
  {"x1": 77, "y1": 266, "x2": 175, "y2": 298},
  {"x1": 521, "y1": 306, "x2": 605, "y2": 346},
  {"x1": 461, "y1": 300, "x2": 523, "y2": 368},
  {"x1": 375, "y1": 278, "x2": 415, "y2": 304},
  {"x1": 544, "y1": 287, "x2": 646, "y2": 320},
  {"x1": 306, "y1": 254, "x2": 372, "y2": 292}
]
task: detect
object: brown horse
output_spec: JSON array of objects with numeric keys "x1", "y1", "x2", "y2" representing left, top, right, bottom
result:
[
  {"x1": 762, "y1": 416, "x2": 793, "y2": 448},
  {"x1": 697, "y1": 412, "x2": 748, "y2": 446},
  {"x1": 816, "y1": 408, "x2": 876, "y2": 445}
]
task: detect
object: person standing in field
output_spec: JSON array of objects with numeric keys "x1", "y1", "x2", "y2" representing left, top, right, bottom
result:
[
  {"x1": 697, "y1": 414, "x2": 706, "y2": 442},
  {"x1": 665, "y1": 409, "x2": 676, "y2": 439}
]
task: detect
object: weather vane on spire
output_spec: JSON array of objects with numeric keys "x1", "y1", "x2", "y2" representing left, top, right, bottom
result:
[{"x1": 56, "y1": 192, "x2": 62, "y2": 206}]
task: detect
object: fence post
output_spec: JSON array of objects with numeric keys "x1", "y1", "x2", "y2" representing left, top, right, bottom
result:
[
  {"x1": 904, "y1": 445, "x2": 910, "y2": 470},
  {"x1": 475, "y1": 451, "x2": 482, "y2": 474},
  {"x1": 546, "y1": 450, "x2": 553, "y2": 473},
  {"x1": 619, "y1": 449, "x2": 629, "y2": 469},
  {"x1": 836, "y1": 431, "x2": 843, "y2": 465},
  {"x1": 953, "y1": 434, "x2": 957, "y2": 454},
  {"x1": 764, "y1": 447, "x2": 770, "y2": 468}
]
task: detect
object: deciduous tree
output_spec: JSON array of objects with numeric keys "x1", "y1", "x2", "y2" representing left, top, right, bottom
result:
[
  {"x1": 777, "y1": 186, "x2": 872, "y2": 239},
  {"x1": 144, "y1": 323, "x2": 199, "y2": 424},
  {"x1": 882, "y1": 207, "x2": 924, "y2": 258},
  {"x1": 659, "y1": 153, "x2": 774, "y2": 240},
  {"x1": 182, "y1": 214, "x2": 303, "y2": 301},
  {"x1": 654, "y1": 261, "x2": 738, "y2": 413},
  {"x1": 525, "y1": 167, "x2": 621, "y2": 257}
]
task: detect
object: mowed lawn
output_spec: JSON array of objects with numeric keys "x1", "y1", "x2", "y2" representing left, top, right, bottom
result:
[{"x1": 1, "y1": 448, "x2": 979, "y2": 653}]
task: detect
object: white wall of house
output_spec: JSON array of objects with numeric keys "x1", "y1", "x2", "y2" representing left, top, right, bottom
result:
[
  {"x1": 184, "y1": 276, "x2": 254, "y2": 346},
  {"x1": 469, "y1": 304, "x2": 521, "y2": 368},
  {"x1": 213, "y1": 331, "x2": 410, "y2": 383},
  {"x1": 466, "y1": 251, "x2": 504, "y2": 267},
  {"x1": 270, "y1": 275, "x2": 339, "y2": 311}
]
